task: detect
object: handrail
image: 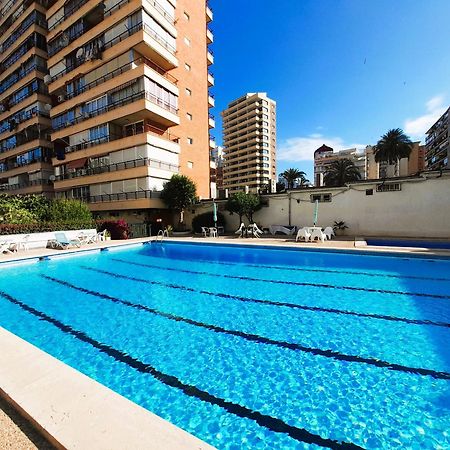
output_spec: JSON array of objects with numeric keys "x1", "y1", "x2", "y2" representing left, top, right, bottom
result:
[
  {"x1": 88, "y1": 190, "x2": 160, "y2": 203},
  {"x1": 55, "y1": 156, "x2": 179, "y2": 181},
  {"x1": 62, "y1": 125, "x2": 179, "y2": 154},
  {"x1": 50, "y1": 19, "x2": 176, "y2": 83},
  {"x1": 52, "y1": 89, "x2": 178, "y2": 131},
  {"x1": 63, "y1": 56, "x2": 177, "y2": 102}
]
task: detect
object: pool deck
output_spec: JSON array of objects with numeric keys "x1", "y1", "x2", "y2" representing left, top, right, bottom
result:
[{"x1": 1, "y1": 234, "x2": 450, "y2": 449}]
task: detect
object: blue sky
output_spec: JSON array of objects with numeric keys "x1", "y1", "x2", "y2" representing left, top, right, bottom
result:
[{"x1": 209, "y1": 0, "x2": 450, "y2": 181}]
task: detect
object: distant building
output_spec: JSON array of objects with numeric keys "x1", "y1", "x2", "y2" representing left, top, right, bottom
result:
[
  {"x1": 425, "y1": 107, "x2": 449, "y2": 171},
  {"x1": 314, "y1": 145, "x2": 366, "y2": 186},
  {"x1": 210, "y1": 146, "x2": 224, "y2": 198},
  {"x1": 365, "y1": 142, "x2": 425, "y2": 178},
  {"x1": 222, "y1": 93, "x2": 276, "y2": 194}
]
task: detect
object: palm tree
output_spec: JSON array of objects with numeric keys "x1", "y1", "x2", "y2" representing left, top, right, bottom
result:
[
  {"x1": 374, "y1": 128, "x2": 413, "y2": 175},
  {"x1": 323, "y1": 159, "x2": 361, "y2": 187},
  {"x1": 280, "y1": 168, "x2": 309, "y2": 189}
]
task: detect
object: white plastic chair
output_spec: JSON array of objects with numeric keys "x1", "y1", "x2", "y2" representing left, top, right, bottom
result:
[
  {"x1": 0, "y1": 242, "x2": 14, "y2": 254},
  {"x1": 249, "y1": 223, "x2": 263, "y2": 238},
  {"x1": 310, "y1": 228, "x2": 326, "y2": 243},
  {"x1": 296, "y1": 227, "x2": 311, "y2": 242},
  {"x1": 96, "y1": 230, "x2": 107, "y2": 242},
  {"x1": 323, "y1": 226, "x2": 335, "y2": 240},
  {"x1": 18, "y1": 235, "x2": 30, "y2": 251},
  {"x1": 201, "y1": 227, "x2": 209, "y2": 237},
  {"x1": 209, "y1": 227, "x2": 218, "y2": 237},
  {"x1": 235, "y1": 223, "x2": 245, "y2": 237}
]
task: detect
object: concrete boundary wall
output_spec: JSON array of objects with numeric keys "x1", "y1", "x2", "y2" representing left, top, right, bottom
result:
[{"x1": 187, "y1": 174, "x2": 450, "y2": 238}]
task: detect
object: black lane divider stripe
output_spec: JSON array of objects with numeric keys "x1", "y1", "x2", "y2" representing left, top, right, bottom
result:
[
  {"x1": 83, "y1": 266, "x2": 450, "y2": 330},
  {"x1": 145, "y1": 254, "x2": 450, "y2": 283},
  {"x1": 111, "y1": 258, "x2": 450, "y2": 301},
  {"x1": 42, "y1": 275, "x2": 450, "y2": 381},
  {"x1": 0, "y1": 290, "x2": 362, "y2": 450}
]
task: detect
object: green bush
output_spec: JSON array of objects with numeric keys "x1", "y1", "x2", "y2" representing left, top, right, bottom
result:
[
  {"x1": 192, "y1": 212, "x2": 225, "y2": 233},
  {"x1": 47, "y1": 199, "x2": 93, "y2": 223}
]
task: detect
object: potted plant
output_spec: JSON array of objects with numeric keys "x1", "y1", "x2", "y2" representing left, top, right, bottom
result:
[{"x1": 333, "y1": 220, "x2": 348, "y2": 236}]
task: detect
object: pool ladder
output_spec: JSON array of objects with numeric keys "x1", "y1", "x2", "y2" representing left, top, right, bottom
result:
[{"x1": 155, "y1": 229, "x2": 168, "y2": 243}]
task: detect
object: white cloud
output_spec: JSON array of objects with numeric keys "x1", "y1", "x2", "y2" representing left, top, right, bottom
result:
[
  {"x1": 404, "y1": 94, "x2": 447, "y2": 139},
  {"x1": 278, "y1": 134, "x2": 366, "y2": 162}
]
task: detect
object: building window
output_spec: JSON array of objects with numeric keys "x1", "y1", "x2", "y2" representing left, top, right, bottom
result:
[
  {"x1": 376, "y1": 183, "x2": 401, "y2": 192},
  {"x1": 186, "y1": 113, "x2": 192, "y2": 120},
  {"x1": 187, "y1": 161, "x2": 193, "y2": 169},
  {"x1": 185, "y1": 88, "x2": 192, "y2": 96},
  {"x1": 310, "y1": 193, "x2": 332, "y2": 202},
  {"x1": 185, "y1": 63, "x2": 191, "y2": 71},
  {"x1": 187, "y1": 137, "x2": 193, "y2": 144}
]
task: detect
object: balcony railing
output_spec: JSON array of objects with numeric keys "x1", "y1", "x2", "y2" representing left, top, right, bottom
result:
[
  {"x1": 62, "y1": 124, "x2": 179, "y2": 155},
  {"x1": 55, "y1": 156, "x2": 178, "y2": 181},
  {"x1": 0, "y1": 155, "x2": 51, "y2": 173},
  {"x1": 50, "y1": 20, "x2": 176, "y2": 82},
  {"x1": 0, "y1": 178, "x2": 52, "y2": 190},
  {"x1": 63, "y1": 57, "x2": 177, "y2": 102},
  {"x1": 52, "y1": 90, "x2": 178, "y2": 132},
  {"x1": 0, "y1": 62, "x2": 47, "y2": 95},
  {"x1": 1, "y1": 108, "x2": 50, "y2": 135},
  {"x1": 88, "y1": 189, "x2": 160, "y2": 203}
]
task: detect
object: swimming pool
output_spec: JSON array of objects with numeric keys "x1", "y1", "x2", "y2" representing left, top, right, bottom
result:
[
  {"x1": 0, "y1": 241, "x2": 449, "y2": 449},
  {"x1": 366, "y1": 238, "x2": 450, "y2": 250}
]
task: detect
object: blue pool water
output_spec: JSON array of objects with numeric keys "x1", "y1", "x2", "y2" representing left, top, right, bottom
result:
[
  {"x1": 0, "y1": 241, "x2": 449, "y2": 449},
  {"x1": 367, "y1": 239, "x2": 450, "y2": 250}
]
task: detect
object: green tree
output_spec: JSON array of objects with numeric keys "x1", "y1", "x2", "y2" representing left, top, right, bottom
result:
[
  {"x1": 279, "y1": 168, "x2": 309, "y2": 189},
  {"x1": 225, "y1": 192, "x2": 261, "y2": 223},
  {"x1": 47, "y1": 199, "x2": 93, "y2": 223},
  {"x1": 374, "y1": 128, "x2": 413, "y2": 174},
  {"x1": 160, "y1": 174, "x2": 197, "y2": 226},
  {"x1": 323, "y1": 159, "x2": 362, "y2": 187}
]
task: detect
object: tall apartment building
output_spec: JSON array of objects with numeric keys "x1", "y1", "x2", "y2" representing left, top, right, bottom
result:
[
  {"x1": 366, "y1": 142, "x2": 425, "y2": 179},
  {"x1": 0, "y1": 0, "x2": 213, "y2": 221},
  {"x1": 0, "y1": 0, "x2": 55, "y2": 196},
  {"x1": 425, "y1": 106, "x2": 449, "y2": 171},
  {"x1": 314, "y1": 145, "x2": 366, "y2": 186},
  {"x1": 222, "y1": 92, "x2": 276, "y2": 194}
]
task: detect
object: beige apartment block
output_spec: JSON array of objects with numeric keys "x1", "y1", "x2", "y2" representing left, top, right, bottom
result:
[
  {"x1": 0, "y1": 0, "x2": 55, "y2": 196},
  {"x1": 222, "y1": 92, "x2": 277, "y2": 194},
  {"x1": 44, "y1": 0, "x2": 212, "y2": 222},
  {"x1": 365, "y1": 142, "x2": 425, "y2": 179},
  {"x1": 314, "y1": 145, "x2": 366, "y2": 186},
  {"x1": 425, "y1": 106, "x2": 449, "y2": 171}
]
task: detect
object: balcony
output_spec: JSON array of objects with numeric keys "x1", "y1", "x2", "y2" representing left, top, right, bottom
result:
[
  {"x1": 207, "y1": 50, "x2": 214, "y2": 66},
  {"x1": 206, "y1": 5, "x2": 213, "y2": 22},
  {"x1": 209, "y1": 136, "x2": 216, "y2": 148},
  {"x1": 208, "y1": 95, "x2": 215, "y2": 108},
  {"x1": 206, "y1": 28, "x2": 213, "y2": 44},
  {"x1": 51, "y1": 89, "x2": 179, "y2": 139},
  {"x1": 0, "y1": 178, "x2": 53, "y2": 194},
  {"x1": 207, "y1": 72, "x2": 214, "y2": 87},
  {"x1": 87, "y1": 189, "x2": 165, "y2": 210},
  {"x1": 208, "y1": 114, "x2": 215, "y2": 129}
]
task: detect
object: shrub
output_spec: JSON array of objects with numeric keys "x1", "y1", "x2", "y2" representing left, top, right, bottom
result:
[
  {"x1": 192, "y1": 211, "x2": 225, "y2": 233},
  {"x1": 48, "y1": 199, "x2": 93, "y2": 223},
  {"x1": 97, "y1": 219, "x2": 130, "y2": 240},
  {"x1": 0, "y1": 221, "x2": 95, "y2": 235}
]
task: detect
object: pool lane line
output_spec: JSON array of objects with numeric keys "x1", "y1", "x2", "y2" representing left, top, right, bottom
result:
[
  {"x1": 49, "y1": 274, "x2": 450, "y2": 381},
  {"x1": 110, "y1": 258, "x2": 450, "y2": 301},
  {"x1": 82, "y1": 266, "x2": 450, "y2": 329},
  {"x1": 0, "y1": 290, "x2": 362, "y2": 450},
  {"x1": 140, "y1": 255, "x2": 450, "y2": 283}
]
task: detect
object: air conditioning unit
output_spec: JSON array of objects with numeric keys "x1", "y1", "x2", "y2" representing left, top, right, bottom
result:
[{"x1": 44, "y1": 75, "x2": 52, "y2": 85}]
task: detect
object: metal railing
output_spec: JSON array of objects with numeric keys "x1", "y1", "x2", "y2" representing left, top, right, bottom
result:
[
  {"x1": 63, "y1": 56, "x2": 177, "y2": 102},
  {"x1": 88, "y1": 190, "x2": 160, "y2": 203},
  {"x1": 0, "y1": 62, "x2": 47, "y2": 95},
  {"x1": 50, "y1": 19, "x2": 177, "y2": 83},
  {"x1": 0, "y1": 108, "x2": 50, "y2": 136},
  {"x1": 55, "y1": 156, "x2": 178, "y2": 181},
  {"x1": 2, "y1": 12, "x2": 47, "y2": 53},
  {"x1": 62, "y1": 124, "x2": 179, "y2": 154},
  {"x1": 52, "y1": 89, "x2": 178, "y2": 131},
  {"x1": 0, "y1": 178, "x2": 52, "y2": 190}
]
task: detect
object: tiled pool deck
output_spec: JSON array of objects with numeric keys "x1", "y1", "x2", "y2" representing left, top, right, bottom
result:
[{"x1": 1, "y1": 235, "x2": 449, "y2": 448}]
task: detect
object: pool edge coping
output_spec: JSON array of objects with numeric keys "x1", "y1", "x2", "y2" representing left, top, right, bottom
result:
[{"x1": 0, "y1": 326, "x2": 215, "y2": 450}]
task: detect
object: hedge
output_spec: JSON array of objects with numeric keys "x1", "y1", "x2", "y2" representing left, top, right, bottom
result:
[{"x1": 0, "y1": 221, "x2": 96, "y2": 235}]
